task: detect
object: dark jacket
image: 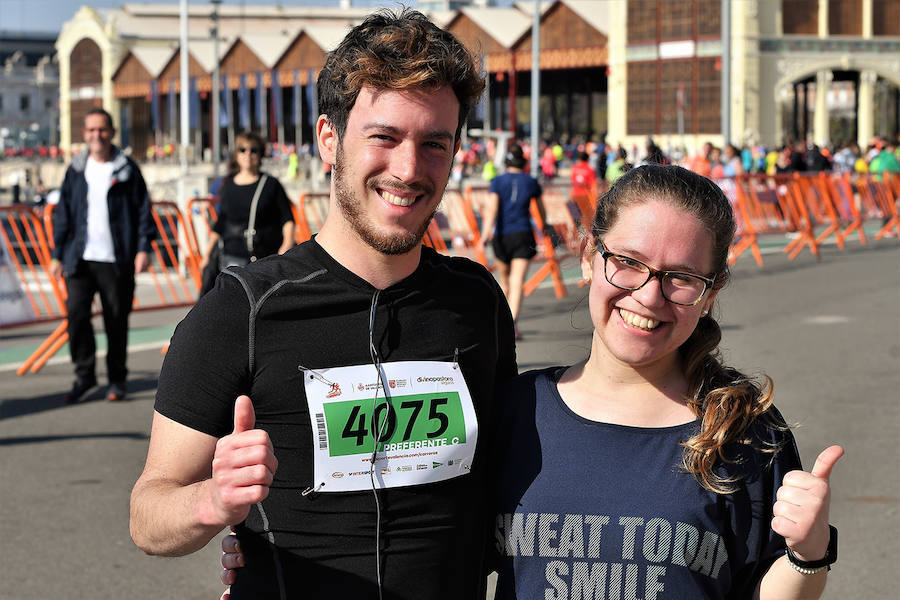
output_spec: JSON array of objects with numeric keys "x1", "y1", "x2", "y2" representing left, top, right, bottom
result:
[{"x1": 52, "y1": 147, "x2": 155, "y2": 276}]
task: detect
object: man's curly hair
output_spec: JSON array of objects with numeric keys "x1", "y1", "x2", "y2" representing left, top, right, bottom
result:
[{"x1": 318, "y1": 8, "x2": 485, "y2": 143}]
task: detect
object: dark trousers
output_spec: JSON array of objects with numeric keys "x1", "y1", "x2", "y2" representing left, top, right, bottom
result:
[{"x1": 65, "y1": 260, "x2": 135, "y2": 384}]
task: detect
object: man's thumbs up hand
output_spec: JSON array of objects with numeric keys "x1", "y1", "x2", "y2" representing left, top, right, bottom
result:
[
  {"x1": 772, "y1": 445, "x2": 843, "y2": 561},
  {"x1": 209, "y1": 396, "x2": 278, "y2": 527}
]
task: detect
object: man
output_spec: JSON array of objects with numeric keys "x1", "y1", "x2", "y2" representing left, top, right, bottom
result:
[
  {"x1": 49, "y1": 108, "x2": 154, "y2": 403},
  {"x1": 130, "y1": 9, "x2": 517, "y2": 599}
]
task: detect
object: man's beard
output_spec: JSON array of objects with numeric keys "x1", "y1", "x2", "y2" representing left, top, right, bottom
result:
[{"x1": 333, "y1": 144, "x2": 437, "y2": 256}]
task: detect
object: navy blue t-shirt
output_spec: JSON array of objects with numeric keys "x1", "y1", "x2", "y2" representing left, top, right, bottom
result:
[
  {"x1": 489, "y1": 172, "x2": 542, "y2": 235},
  {"x1": 491, "y1": 367, "x2": 801, "y2": 600}
]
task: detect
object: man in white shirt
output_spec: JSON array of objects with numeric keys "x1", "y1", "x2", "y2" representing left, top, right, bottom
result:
[{"x1": 49, "y1": 108, "x2": 154, "y2": 403}]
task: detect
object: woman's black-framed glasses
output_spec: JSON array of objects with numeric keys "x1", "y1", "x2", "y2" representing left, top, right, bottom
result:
[
  {"x1": 237, "y1": 146, "x2": 261, "y2": 155},
  {"x1": 597, "y1": 240, "x2": 715, "y2": 306}
]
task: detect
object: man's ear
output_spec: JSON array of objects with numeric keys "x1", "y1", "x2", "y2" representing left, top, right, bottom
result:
[{"x1": 316, "y1": 115, "x2": 336, "y2": 165}]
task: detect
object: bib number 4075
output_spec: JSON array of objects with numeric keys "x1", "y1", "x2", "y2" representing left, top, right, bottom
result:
[{"x1": 323, "y1": 392, "x2": 466, "y2": 457}]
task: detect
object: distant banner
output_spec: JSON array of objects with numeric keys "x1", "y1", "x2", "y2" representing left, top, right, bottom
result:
[
  {"x1": 306, "y1": 68, "x2": 318, "y2": 128},
  {"x1": 220, "y1": 74, "x2": 230, "y2": 128},
  {"x1": 189, "y1": 77, "x2": 199, "y2": 129},
  {"x1": 293, "y1": 70, "x2": 301, "y2": 128},
  {"x1": 168, "y1": 79, "x2": 176, "y2": 134},
  {"x1": 271, "y1": 70, "x2": 282, "y2": 127},
  {"x1": 256, "y1": 72, "x2": 266, "y2": 129},
  {"x1": 238, "y1": 74, "x2": 250, "y2": 130},
  {"x1": 150, "y1": 80, "x2": 159, "y2": 131}
]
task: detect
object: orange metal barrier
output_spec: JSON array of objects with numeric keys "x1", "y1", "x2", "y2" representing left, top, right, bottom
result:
[
  {"x1": 829, "y1": 173, "x2": 867, "y2": 245},
  {"x1": 855, "y1": 176, "x2": 900, "y2": 240},
  {"x1": 15, "y1": 201, "x2": 203, "y2": 375},
  {"x1": 726, "y1": 172, "x2": 900, "y2": 266},
  {"x1": 0, "y1": 205, "x2": 67, "y2": 327},
  {"x1": 295, "y1": 193, "x2": 329, "y2": 242},
  {"x1": 433, "y1": 190, "x2": 487, "y2": 264},
  {"x1": 523, "y1": 197, "x2": 567, "y2": 299},
  {"x1": 185, "y1": 196, "x2": 218, "y2": 268}
]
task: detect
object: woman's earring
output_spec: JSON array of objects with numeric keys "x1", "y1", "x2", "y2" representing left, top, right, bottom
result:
[{"x1": 701, "y1": 309, "x2": 709, "y2": 317}]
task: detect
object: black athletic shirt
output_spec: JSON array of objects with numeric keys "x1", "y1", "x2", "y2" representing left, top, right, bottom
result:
[
  {"x1": 156, "y1": 238, "x2": 518, "y2": 599},
  {"x1": 212, "y1": 173, "x2": 293, "y2": 260}
]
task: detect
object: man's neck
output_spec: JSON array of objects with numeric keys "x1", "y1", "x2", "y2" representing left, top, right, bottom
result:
[{"x1": 315, "y1": 221, "x2": 422, "y2": 290}]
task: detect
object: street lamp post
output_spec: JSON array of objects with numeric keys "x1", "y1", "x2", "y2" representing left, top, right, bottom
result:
[{"x1": 211, "y1": 0, "x2": 222, "y2": 179}]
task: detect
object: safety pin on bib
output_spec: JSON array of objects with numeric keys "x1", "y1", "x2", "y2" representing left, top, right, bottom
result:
[{"x1": 298, "y1": 364, "x2": 335, "y2": 386}]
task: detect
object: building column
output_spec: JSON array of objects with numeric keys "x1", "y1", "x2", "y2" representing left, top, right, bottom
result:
[
  {"x1": 813, "y1": 70, "x2": 832, "y2": 146},
  {"x1": 862, "y1": 0, "x2": 873, "y2": 37},
  {"x1": 818, "y1": 0, "x2": 828, "y2": 37},
  {"x1": 605, "y1": 0, "x2": 628, "y2": 144},
  {"x1": 858, "y1": 70, "x2": 876, "y2": 147},
  {"x1": 59, "y1": 51, "x2": 71, "y2": 159}
]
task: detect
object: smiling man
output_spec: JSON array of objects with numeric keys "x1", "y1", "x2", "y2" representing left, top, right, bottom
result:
[{"x1": 130, "y1": 9, "x2": 517, "y2": 599}]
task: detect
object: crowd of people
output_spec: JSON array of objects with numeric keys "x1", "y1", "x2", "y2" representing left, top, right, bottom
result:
[{"x1": 510, "y1": 133, "x2": 900, "y2": 187}]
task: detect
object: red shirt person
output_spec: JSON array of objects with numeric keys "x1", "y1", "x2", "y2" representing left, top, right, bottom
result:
[{"x1": 571, "y1": 151, "x2": 597, "y2": 199}]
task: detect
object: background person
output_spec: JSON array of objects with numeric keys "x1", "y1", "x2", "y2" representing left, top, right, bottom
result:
[
  {"x1": 478, "y1": 142, "x2": 547, "y2": 338},
  {"x1": 491, "y1": 165, "x2": 841, "y2": 599},
  {"x1": 48, "y1": 107, "x2": 154, "y2": 404},
  {"x1": 570, "y1": 150, "x2": 597, "y2": 201},
  {"x1": 200, "y1": 131, "x2": 294, "y2": 279}
]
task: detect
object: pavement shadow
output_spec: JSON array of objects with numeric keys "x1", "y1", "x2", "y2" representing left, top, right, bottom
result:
[
  {"x1": 0, "y1": 374, "x2": 159, "y2": 420},
  {"x1": 0, "y1": 431, "x2": 148, "y2": 446},
  {"x1": 731, "y1": 238, "x2": 899, "y2": 281}
]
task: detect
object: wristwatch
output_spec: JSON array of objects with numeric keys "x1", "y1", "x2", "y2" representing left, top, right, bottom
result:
[{"x1": 785, "y1": 525, "x2": 838, "y2": 574}]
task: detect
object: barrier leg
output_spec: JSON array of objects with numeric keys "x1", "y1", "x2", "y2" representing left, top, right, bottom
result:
[
  {"x1": 29, "y1": 331, "x2": 70, "y2": 374},
  {"x1": 16, "y1": 320, "x2": 68, "y2": 376}
]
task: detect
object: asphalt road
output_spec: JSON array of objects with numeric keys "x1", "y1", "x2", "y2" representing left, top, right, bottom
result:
[{"x1": 1, "y1": 236, "x2": 898, "y2": 599}]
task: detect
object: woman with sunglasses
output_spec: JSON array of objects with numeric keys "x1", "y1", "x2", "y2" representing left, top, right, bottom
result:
[
  {"x1": 200, "y1": 131, "x2": 295, "y2": 279},
  {"x1": 491, "y1": 164, "x2": 841, "y2": 599}
]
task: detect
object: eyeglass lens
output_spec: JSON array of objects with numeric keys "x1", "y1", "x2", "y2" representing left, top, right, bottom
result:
[{"x1": 605, "y1": 255, "x2": 707, "y2": 305}]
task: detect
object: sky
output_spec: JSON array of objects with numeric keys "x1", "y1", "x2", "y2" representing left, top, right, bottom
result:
[{"x1": 0, "y1": 0, "x2": 516, "y2": 35}]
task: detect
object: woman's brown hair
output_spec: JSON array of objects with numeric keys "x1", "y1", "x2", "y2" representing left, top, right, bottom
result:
[{"x1": 591, "y1": 164, "x2": 788, "y2": 493}]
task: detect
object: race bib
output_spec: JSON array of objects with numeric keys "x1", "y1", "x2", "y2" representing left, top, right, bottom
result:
[{"x1": 302, "y1": 360, "x2": 477, "y2": 493}]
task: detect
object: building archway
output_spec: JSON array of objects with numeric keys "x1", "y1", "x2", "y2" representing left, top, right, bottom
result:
[
  {"x1": 775, "y1": 66, "x2": 900, "y2": 149},
  {"x1": 69, "y1": 38, "x2": 103, "y2": 144}
]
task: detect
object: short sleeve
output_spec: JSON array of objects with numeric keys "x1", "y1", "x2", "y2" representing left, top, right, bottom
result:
[
  {"x1": 724, "y1": 410, "x2": 802, "y2": 598},
  {"x1": 155, "y1": 273, "x2": 252, "y2": 437},
  {"x1": 211, "y1": 179, "x2": 230, "y2": 235},
  {"x1": 270, "y1": 177, "x2": 293, "y2": 226}
]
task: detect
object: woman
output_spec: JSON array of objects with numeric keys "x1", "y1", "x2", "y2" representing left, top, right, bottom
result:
[
  {"x1": 491, "y1": 165, "x2": 840, "y2": 599},
  {"x1": 200, "y1": 132, "x2": 295, "y2": 282},
  {"x1": 722, "y1": 143, "x2": 745, "y2": 176},
  {"x1": 478, "y1": 143, "x2": 548, "y2": 338},
  {"x1": 221, "y1": 166, "x2": 841, "y2": 599}
]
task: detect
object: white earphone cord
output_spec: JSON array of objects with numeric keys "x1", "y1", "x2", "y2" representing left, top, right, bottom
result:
[{"x1": 367, "y1": 289, "x2": 389, "y2": 600}]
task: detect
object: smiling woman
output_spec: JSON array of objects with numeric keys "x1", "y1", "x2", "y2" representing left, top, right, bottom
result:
[{"x1": 490, "y1": 164, "x2": 843, "y2": 600}]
